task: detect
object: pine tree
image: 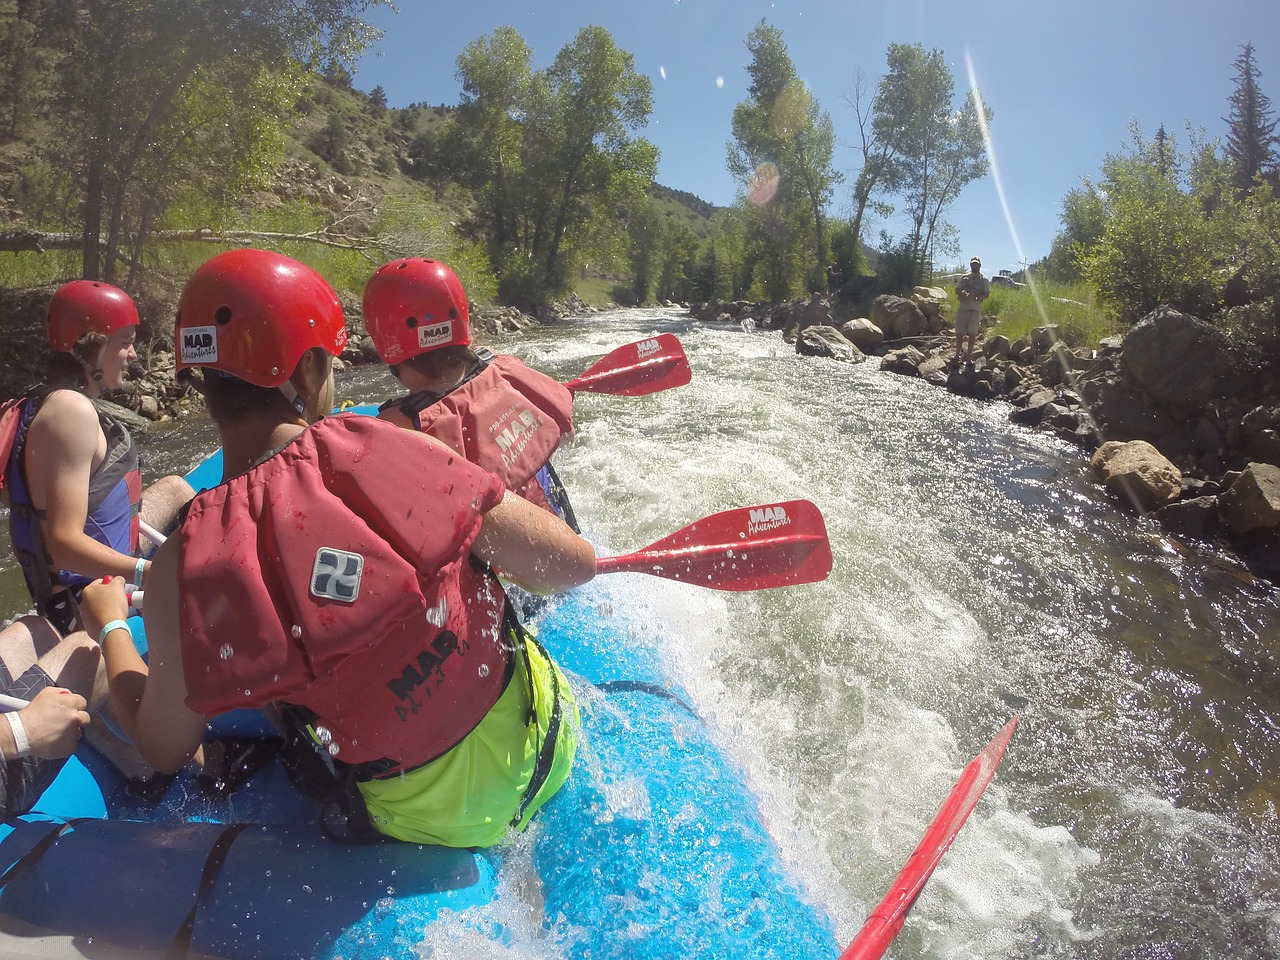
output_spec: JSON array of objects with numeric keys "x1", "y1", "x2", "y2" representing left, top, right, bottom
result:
[{"x1": 1223, "y1": 43, "x2": 1279, "y2": 194}]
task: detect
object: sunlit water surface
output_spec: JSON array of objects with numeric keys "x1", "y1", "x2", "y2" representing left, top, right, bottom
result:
[{"x1": 5, "y1": 307, "x2": 1278, "y2": 958}]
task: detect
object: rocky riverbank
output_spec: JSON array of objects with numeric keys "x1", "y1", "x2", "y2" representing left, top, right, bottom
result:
[{"x1": 691, "y1": 291, "x2": 1280, "y2": 586}]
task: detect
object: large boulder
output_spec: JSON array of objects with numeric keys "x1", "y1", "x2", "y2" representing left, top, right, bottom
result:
[
  {"x1": 840, "y1": 317, "x2": 885, "y2": 352},
  {"x1": 1121, "y1": 306, "x2": 1234, "y2": 421},
  {"x1": 870, "y1": 295, "x2": 927, "y2": 340},
  {"x1": 911, "y1": 286, "x2": 947, "y2": 320},
  {"x1": 1090, "y1": 439, "x2": 1183, "y2": 512},
  {"x1": 796, "y1": 325, "x2": 863, "y2": 362},
  {"x1": 1218, "y1": 462, "x2": 1280, "y2": 533},
  {"x1": 879, "y1": 345, "x2": 927, "y2": 376}
]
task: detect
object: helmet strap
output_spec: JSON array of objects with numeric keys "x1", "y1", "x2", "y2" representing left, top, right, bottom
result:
[
  {"x1": 278, "y1": 380, "x2": 309, "y2": 419},
  {"x1": 73, "y1": 351, "x2": 105, "y2": 396}
]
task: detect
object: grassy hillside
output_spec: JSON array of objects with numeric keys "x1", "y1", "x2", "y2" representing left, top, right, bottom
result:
[{"x1": 0, "y1": 70, "x2": 723, "y2": 307}]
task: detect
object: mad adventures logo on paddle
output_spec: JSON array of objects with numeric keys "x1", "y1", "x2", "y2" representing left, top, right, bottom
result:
[
  {"x1": 635, "y1": 338, "x2": 661, "y2": 359},
  {"x1": 747, "y1": 504, "x2": 791, "y2": 535}
]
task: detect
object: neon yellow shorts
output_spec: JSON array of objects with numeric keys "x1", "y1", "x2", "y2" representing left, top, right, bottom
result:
[{"x1": 357, "y1": 639, "x2": 578, "y2": 847}]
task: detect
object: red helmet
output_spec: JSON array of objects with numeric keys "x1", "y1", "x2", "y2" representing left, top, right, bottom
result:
[
  {"x1": 362, "y1": 258, "x2": 470, "y2": 365},
  {"x1": 46, "y1": 280, "x2": 139, "y2": 352},
  {"x1": 175, "y1": 249, "x2": 348, "y2": 388}
]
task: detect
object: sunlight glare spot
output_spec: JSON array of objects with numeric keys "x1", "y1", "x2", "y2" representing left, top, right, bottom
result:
[{"x1": 964, "y1": 49, "x2": 1050, "y2": 325}]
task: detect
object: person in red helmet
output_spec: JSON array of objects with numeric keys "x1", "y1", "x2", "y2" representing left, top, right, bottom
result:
[
  {"x1": 81, "y1": 249, "x2": 597, "y2": 847},
  {"x1": 2, "y1": 280, "x2": 198, "y2": 800},
  {"x1": 5, "y1": 280, "x2": 192, "y2": 633},
  {"x1": 364, "y1": 258, "x2": 580, "y2": 531}
]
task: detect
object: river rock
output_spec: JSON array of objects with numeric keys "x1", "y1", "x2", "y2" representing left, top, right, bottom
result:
[
  {"x1": 1121, "y1": 306, "x2": 1234, "y2": 421},
  {"x1": 880, "y1": 345, "x2": 926, "y2": 376},
  {"x1": 1090, "y1": 439, "x2": 1183, "y2": 512},
  {"x1": 910, "y1": 286, "x2": 946, "y2": 320},
  {"x1": 796, "y1": 324, "x2": 862, "y2": 362},
  {"x1": 840, "y1": 317, "x2": 884, "y2": 352},
  {"x1": 1218, "y1": 462, "x2": 1280, "y2": 533},
  {"x1": 870, "y1": 295, "x2": 927, "y2": 340}
]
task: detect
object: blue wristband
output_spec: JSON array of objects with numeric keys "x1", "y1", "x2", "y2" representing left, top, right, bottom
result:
[
  {"x1": 134, "y1": 556, "x2": 147, "y2": 586},
  {"x1": 98, "y1": 619, "x2": 131, "y2": 646}
]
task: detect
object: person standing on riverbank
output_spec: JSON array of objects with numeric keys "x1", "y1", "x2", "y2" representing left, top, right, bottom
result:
[
  {"x1": 5, "y1": 280, "x2": 193, "y2": 635},
  {"x1": 953, "y1": 256, "x2": 991, "y2": 366},
  {"x1": 363, "y1": 258, "x2": 579, "y2": 531}
]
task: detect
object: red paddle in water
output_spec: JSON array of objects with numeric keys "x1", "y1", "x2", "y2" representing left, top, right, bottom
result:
[
  {"x1": 841, "y1": 716, "x2": 1019, "y2": 960},
  {"x1": 563, "y1": 333, "x2": 691, "y2": 397},
  {"x1": 595, "y1": 499, "x2": 832, "y2": 591}
]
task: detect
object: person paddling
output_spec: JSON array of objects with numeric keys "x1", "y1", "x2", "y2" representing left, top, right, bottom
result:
[
  {"x1": 81, "y1": 249, "x2": 597, "y2": 847},
  {"x1": 5, "y1": 280, "x2": 193, "y2": 634},
  {"x1": 364, "y1": 258, "x2": 580, "y2": 531}
]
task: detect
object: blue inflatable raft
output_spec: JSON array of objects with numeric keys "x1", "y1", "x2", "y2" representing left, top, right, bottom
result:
[{"x1": 0, "y1": 423, "x2": 837, "y2": 959}]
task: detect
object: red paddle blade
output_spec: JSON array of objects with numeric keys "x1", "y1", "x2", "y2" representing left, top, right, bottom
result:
[
  {"x1": 594, "y1": 499, "x2": 833, "y2": 592},
  {"x1": 841, "y1": 716, "x2": 1019, "y2": 960},
  {"x1": 562, "y1": 333, "x2": 691, "y2": 396}
]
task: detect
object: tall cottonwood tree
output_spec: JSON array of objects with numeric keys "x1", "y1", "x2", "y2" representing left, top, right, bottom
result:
[
  {"x1": 1223, "y1": 42, "x2": 1279, "y2": 194},
  {"x1": 449, "y1": 25, "x2": 656, "y2": 305},
  {"x1": 54, "y1": 0, "x2": 385, "y2": 281},
  {"x1": 728, "y1": 20, "x2": 839, "y2": 298},
  {"x1": 870, "y1": 43, "x2": 990, "y2": 282}
]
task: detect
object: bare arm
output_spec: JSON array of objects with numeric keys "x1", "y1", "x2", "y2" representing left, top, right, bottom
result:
[
  {"x1": 472, "y1": 491, "x2": 597, "y2": 595},
  {"x1": 80, "y1": 550, "x2": 205, "y2": 772},
  {"x1": 0, "y1": 687, "x2": 90, "y2": 761},
  {"x1": 25, "y1": 391, "x2": 142, "y2": 582}
]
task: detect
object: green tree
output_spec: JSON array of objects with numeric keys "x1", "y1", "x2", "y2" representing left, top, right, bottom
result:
[
  {"x1": 626, "y1": 196, "x2": 663, "y2": 304},
  {"x1": 728, "y1": 21, "x2": 839, "y2": 298},
  {"x1": 53, "y1": 0, "x2": 385, "y2": 281},
  {"x1": 446, "y1": 26, "x2": 533, "y2": 262},
  {"x1": 1078, "y1": 124, "x2": 1219, "y2": 323},
  {"x1": 1043, "y1": 185, "x2": 1107, "y2": 282},
  {"x1": 452, "y1": 25, "x2": 656, "y2": 306},
  {"x1": 843, "y1": 67, "x2": 900, "y2": 277},
  {"x1": 871, "y1": 43, "x2": 991, "y2": 283},
  {"x1": 1223, "y1": 42, "x2": 1279, "y2": 194}
]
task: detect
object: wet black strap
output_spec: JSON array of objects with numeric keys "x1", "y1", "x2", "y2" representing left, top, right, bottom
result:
[
  {"x1": 541, "y1": 461, "x2": 580, "y2": 534},
  {"x1": 0, "y1": 819, "x2": 76, "y2": 894},
  {"x1": 166, "y1": 822, "x2": 251, "y2": 960},
  {"x1": 390, "y1": 349, "x2": 495, "y2": 425},
  {"x1": 593, "y1": 680, "x2": 697, "y2": 716},
  {"x1": 511, "y1": 629, "x2": 564, "y2": 827}
]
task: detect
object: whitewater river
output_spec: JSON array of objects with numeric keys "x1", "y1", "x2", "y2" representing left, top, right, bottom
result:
[{"x1": 4, "y1": 306, "x2": 1278, "y2": 958}]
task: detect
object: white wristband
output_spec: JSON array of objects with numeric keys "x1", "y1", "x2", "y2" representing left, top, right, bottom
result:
[
  {"x1": 6, "y1": 711, "x2": 30, "y2": 759},
  {"x1": 98, "y1": 619, "x2": 131, "y2": 646},
  {"x1": 134, "y1": 556, "x2": 147, "y2": 587}
]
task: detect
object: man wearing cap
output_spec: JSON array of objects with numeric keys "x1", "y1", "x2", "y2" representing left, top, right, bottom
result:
[{"x1": 954, "y1": 256, "x2": 991, "y2": 366}]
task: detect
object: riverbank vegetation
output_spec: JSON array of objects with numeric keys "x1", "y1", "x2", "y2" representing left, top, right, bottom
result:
[
  {"x1": 0, "y1": 6, "x2": 1275, "y2": 367},
  {"x1": 1038, "y1": 42, "x2": 1279, "y2": 364}
]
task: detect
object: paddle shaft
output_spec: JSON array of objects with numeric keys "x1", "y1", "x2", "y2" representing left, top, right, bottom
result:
[{"x1": 840, "y1": 717, "x2": 1018, "y2": 960}]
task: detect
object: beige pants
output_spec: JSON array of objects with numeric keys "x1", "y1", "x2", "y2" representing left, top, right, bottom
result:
[{"x1": 955, "y1": 305, "x2": 982, "y2": 337}]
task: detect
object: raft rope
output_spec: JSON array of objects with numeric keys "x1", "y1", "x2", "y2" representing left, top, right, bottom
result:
[
  {"x1": 166, "y1": 821, "x2": 252, "y2": 960},
  {"x1": 594, "y1": 680, "x2": 696, "y2": 716},
  {"x1": 0, "y1": 818, "x2": 78, "y2": 894},
  {"x1": 0, "y1": 816, "x2": 252, "y2": 959}
]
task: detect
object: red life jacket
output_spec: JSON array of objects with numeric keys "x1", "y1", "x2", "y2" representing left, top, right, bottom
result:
[
  {"x1": 178, "y1": 414, "x2": 510, "y2": 773},
  {"x1": 391, "y1": 354, "x2": 574, "y2": 514}
]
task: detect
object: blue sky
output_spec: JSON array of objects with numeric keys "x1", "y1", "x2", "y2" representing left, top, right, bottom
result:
[{"x1": 353, "y1": 0, "x2": 1280, "y2": 279}]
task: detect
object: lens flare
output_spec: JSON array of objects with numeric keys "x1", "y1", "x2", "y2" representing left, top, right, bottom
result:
[{"x1": 748, "y1": 162, "x2": 780, "y2": 206}]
